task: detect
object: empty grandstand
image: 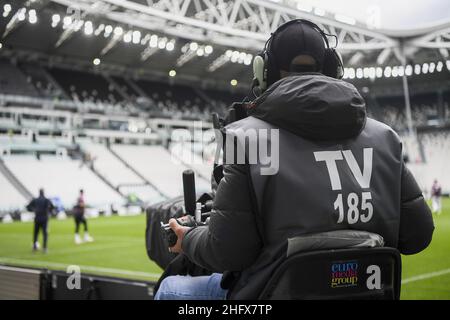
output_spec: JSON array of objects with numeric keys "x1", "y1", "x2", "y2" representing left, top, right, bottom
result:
[{"x1": 111, "y1": 144, "x2": 210, "y2": 198}]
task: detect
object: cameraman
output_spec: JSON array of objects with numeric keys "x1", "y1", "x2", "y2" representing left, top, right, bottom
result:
[{"x1": 155, "y1": 19, "x2": 434, "y2": 300}]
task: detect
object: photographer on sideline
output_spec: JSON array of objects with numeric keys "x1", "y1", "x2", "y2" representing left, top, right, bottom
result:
[{"x1": 155, "y1": 19, "x2": 434, "y2": 300}]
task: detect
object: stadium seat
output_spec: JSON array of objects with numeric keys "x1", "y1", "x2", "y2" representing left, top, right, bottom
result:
[{"x1": 258, "y1": 247, "x2": 401, "y2": 300}]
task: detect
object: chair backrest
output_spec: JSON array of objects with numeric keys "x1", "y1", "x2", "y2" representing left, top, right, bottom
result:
[{"x1": 258, "y1": 247, "x2": 401, "y2": 300}]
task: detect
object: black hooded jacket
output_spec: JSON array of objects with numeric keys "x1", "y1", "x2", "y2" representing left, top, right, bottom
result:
[
  {"x1": 182, "y1": 74, "x2": 434, "y2": 299},
  {"x1": 27, "y1": 195, "x2": 54, "y2": 221}
]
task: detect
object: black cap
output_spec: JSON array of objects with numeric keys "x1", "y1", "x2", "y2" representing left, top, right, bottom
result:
[{"x1": 270, "y1": 21, "x2": 326, "y2": 72}]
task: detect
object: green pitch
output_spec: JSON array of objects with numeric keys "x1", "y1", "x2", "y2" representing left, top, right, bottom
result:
[
  {"x1": 401, "y1": 197, "x2": 450, "y2": 299},
  {"x1": 0, "y1": 214, "x2": 163, "y2": 282},
  {"x1": 0, "y1": 198, "x2": 449, "y2": 299}
]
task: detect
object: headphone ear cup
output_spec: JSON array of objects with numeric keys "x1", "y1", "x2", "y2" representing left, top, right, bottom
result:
[
  {"x1": 322, "y1": 48, "x2": 344, "y2": 79},
  {"x1": 253, "y1": 54, "x2": 267, "y2": 91}
]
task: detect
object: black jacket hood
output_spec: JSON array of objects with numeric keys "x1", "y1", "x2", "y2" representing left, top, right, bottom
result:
[{"x1": 249, "y1": 73, "x2": 367, "y2": 140}]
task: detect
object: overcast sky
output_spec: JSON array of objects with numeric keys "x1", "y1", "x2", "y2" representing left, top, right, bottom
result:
[{"x1": 295, "y1": 0, "x2": 450, "y2": 30}]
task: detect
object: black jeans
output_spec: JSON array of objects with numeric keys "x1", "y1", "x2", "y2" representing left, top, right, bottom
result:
[
  {"x1": 33, "y1": 218, "x2": 48, "y2": 249},
  {"x1": 74, "y1": 214, "x2": 88, "y2": 233}
]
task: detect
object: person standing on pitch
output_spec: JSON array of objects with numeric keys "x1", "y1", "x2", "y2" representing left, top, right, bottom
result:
[
  {"x1": 27, "y1": 188, "x2": 54, "y2": 253},
  {"x1": 431, "y1": 179, "x2": 442, "y2": 214},
  {"x1": 73, "y1": 189, "x2": 94, "y2": 244}
]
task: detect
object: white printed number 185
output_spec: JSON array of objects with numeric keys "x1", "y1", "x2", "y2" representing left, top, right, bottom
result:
[{"x1": 334, "y1": 192, "x2": 373, "y2": 224}]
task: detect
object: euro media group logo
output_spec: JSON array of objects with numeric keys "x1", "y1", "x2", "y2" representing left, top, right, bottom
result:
[{"x1": 330, "y1": 261, "x2": 358, "y2": 288}]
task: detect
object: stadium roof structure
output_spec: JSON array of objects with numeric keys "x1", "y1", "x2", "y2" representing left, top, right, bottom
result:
[{"x1": 0, "y1": 0, "x2": 449, "y2": 91}]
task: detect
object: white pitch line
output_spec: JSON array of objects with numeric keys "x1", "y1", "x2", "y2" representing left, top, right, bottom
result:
[
  {"x1": 13, "y1": 242, "x2": 136, "y2": 259},
  {"x1": 0, "y1": 233, "x2": 143, "y2": 243},
  {"x1": 0, "y1": 257, "x2": 161, "y2": 280},
  {"x1": 402, "y1": 268, "x2": 450, "y2": 284}
]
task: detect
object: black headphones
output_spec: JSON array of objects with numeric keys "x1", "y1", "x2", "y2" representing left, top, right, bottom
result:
[{"x1": 253, "y1": 19, "x2": 344, "y2": 92}]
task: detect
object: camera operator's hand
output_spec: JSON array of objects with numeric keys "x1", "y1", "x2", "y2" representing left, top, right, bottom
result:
[{"x1": 168, "y1": 218, "x2": 191, "y2": 253}]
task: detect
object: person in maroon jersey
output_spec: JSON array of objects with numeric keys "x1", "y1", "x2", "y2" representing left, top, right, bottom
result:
[
  {"x1": 73, "y1": 189, "x2": 94, "y2": 244},
  {"x1": 431, "y1": 179, "x2": 442, "y2": 214}
]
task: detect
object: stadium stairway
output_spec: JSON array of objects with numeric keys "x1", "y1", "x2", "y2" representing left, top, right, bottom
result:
[
  {"x1": 193, "y1": 87, "x2": 214, "y2": 106},
  {"x1": 169, "y1": 143, "x2": 212, "y2": 183},
  {"x1": 107, "y1": 145, "x2": 169, "y2": 199},
  {"x1": 366, "y1": 95, "x2": 385, "y2": 122},
  {"x1": 42, "y1": 67, "x2": 70, "y2": 100},
  {"x1": 417, "y1": 135, "x2": 427, "y2": 163},
  {"x1": 103, "y1": 75, "x2": 137, "y2": 114},
  {"x1": 86, "y1": 161, "x2": 126, "y2": 200},
  {"x1": 77, "y1": 144, "x2": 127, "y2": 201},
  {"x1": 0, "y1": 157, "x2": 33, "y2": 201},
  {"x1": 125, "y1": 78, "x2": 149, "y2": 99}
]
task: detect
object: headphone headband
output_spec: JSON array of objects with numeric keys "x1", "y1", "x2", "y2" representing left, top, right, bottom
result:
[
  {"x1": 252, "y1": 19, "x2": 344, "y2": 95},
  {"x1": 266, "y1": 19, "x2": 331, "y2": 51}
]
